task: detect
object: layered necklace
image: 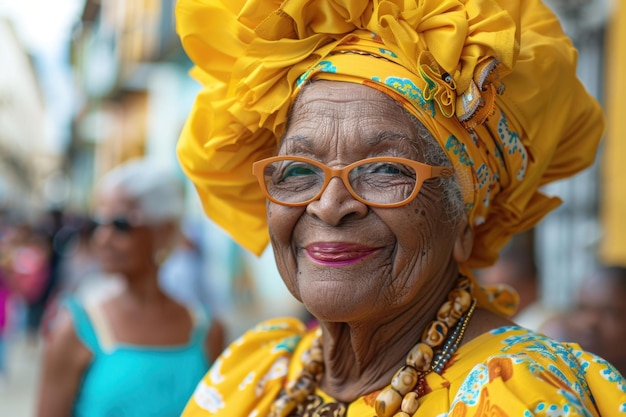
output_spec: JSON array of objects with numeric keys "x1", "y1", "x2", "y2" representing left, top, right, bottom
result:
[{"x1": 269, "y1": 275, "x2": 477, "y2": 417}]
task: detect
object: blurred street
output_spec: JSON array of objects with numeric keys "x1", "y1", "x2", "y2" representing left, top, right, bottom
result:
[
  {"x1": 0, "y1": 0, "x2": 624, "y2": 415},
  {"x1": 0, "y1": 333, "x2": 41, "y2": 417}
]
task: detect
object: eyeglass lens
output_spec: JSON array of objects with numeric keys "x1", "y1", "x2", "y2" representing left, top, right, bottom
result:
[
  {"x1": 262, "y1": 159, "x2": 417, "y2": 205},
  {"x1": 93, "y1": 217, "x2": 134, "y2": 232}
]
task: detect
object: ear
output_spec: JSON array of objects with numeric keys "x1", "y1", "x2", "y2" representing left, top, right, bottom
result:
[{"x1": 453, "y1": 216, "x2": 474, "y2": 263}]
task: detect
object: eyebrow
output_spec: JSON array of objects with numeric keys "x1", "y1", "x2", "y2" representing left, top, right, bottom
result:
[{"x1": 365, "y1": 131, "x2": 413, "y2": 146}]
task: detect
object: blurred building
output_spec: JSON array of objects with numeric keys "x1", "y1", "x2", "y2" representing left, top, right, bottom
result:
[
  {"x1": 530, "y1": 0, "x2": 610, "y2": 309},
  {"x1": 0, "y1": 18, "x2": 52, "y2": 220},
  {"x1": 68, "y1": 0, "x2": 304, "y2": 340},
  {"x1": 600, "y1": 0, "x2": 626, "y2": 268},
  {"x1": 69, "y1": 0, "x2": 196, "y2": 209}
]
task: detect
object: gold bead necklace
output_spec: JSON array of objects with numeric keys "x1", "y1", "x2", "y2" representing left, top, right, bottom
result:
[{"x1": 269, "y1": 275, "x2": 476, "y2": 417}]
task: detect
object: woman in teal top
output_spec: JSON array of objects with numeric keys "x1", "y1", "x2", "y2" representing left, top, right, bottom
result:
[
  {"x1": 62, "y1": 296, "x2": 210, "y2": 417},
  {"x1": 36, "y1": 158, "x2": 226, "y2": 417}
]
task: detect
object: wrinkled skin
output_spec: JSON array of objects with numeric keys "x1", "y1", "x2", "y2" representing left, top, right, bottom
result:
[{"x1": 267, "y1": 81, "x2": 480, "y2": 400}]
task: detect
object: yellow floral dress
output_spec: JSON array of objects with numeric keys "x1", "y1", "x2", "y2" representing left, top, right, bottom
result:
[{"x1": 182, "y1": 318, "x2": 626, "y2": 416}]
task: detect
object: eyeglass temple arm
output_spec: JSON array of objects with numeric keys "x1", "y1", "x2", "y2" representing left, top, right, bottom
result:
[{"x1": 431, "y1": 166, "x2": 454, "y2": 179}]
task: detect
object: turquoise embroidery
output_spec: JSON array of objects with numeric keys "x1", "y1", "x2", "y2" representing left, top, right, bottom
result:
[
  {"x1": 445, "y1": 136, "x2": 473, "y2": 166},
  {"x1": 256, "y1": 322, "x2": 292, "y2": 331},
  {"x1": 273, "y1": 335, "x2": 301, "y2": 354},
  {"x1": 475, "y1": 164, "x2": 494, "y2": 208},
  {"x1": 496, "y1": 110, "x2": 526, "y2": 181},
  {"x1": 295, "y1": 60, "x2": 337, "y2": 88},
  {"x1": 420, "y1": 70, "x2": 437, "y2": 98},
  {"x1": 382, "y1": 76, "x2": 435, "y2": 116},
  {"x1": 378, "y1": 48, "x2": 397, "y2": 58},
  {"x1": 475, "y1": 164, "x2": 489, "y2": 190},
  {"x1": 490, "y1": 326, "x2": 519, "y2": 335},
  {"x1": 469, "y1": 130, "x2": 480, "y2": 147}
]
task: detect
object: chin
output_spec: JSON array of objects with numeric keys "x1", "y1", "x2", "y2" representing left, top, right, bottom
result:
[
  {"x1": 302, "y1": 296, "x2": 365, "y2": 323},
  {"x1": 98, "y1": 260, "x2": 124, "y2": 275}
]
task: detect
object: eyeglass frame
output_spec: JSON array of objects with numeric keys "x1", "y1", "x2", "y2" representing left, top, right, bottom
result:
[
  {"x1": 252, "y1": 155, "x2": 454, "y2": 208},
  {"x1": 92, "y1": 216, "x2": 142, "y2": 233}
]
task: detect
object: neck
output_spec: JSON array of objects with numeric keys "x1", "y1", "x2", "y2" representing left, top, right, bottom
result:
[
  {"x1": 122, "y1": 268, "x2": 168, "y2": 306},
  {"x1": 317, "y1": 273, "x2": 457, "y2": 401},
  {"x1": 269, "y1": 272, "x2": 478, "y2": 417}
]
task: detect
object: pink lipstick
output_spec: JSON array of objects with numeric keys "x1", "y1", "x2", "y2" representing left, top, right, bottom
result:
[{"x1": 305, "y1": 242, "x2": 377, "y2": 266}]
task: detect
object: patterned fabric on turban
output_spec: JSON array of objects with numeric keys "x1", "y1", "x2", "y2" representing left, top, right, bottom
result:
[{"x1": 175, "y1": 0, "x2": 603, "y2": 271}]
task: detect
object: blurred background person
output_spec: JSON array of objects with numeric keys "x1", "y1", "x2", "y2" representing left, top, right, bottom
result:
[
  {"x1": 36, "y1": 158, "x2": 226, "y2": 417},
  {"x1": 540, "y1": 265, "x2": 626, "y2": 375},
  {"x1": 477, "y1": 234, "x2": 558, "y2": 331},
  {"x1": 28, "y1": 209, "x2": 68, "y2": 340},
  {"x1": 158, "y1": 219, "x2": 212, "y2": 308},
  {"x1": 2, "y1": 223, "x2": 51, "y2": 340},
  {"x1": 54, "y1": 214, "x2": 101, "y2": 297},
  {"x1": 0, "y1": 242, "x2": 10, "y2": 387}
]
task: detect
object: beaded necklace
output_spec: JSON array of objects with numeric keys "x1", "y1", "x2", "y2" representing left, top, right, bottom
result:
[{"x1": 269, "y1": 275, "x2": 477, "y2": 417}]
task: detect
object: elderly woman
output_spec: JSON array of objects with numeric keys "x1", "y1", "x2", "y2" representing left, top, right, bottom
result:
[
  {"x1": 36, "y1": 158, "x2": 225, "y2": 417},
  {"x1": 175, "y1": 0, "x2": 625, "y2": 416}
]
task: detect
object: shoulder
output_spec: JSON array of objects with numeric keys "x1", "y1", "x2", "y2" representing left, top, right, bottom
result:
[
  {"x1": 46, "y1": 295, "x2": 83, "y2": 338},
  {"x1": 182, "y1": 317, "x2": 308, "y2": 417},
  {"x1": 449, "y1": 326, "x2": 626, "y2": 415},
  {"x1": 214, "y1": 317, "x2": 307, "y2": 376},
  {"x1": 43, "y1": 296, "x2": 92, "y2": 368}
]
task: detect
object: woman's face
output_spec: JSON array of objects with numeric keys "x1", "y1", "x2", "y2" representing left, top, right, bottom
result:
[
  {"x1": 269, "y1": 81, "x2": 470, "y2": 323},
  {"x1": 91, "y1": 187, "x2": 157, "y2": 278}
]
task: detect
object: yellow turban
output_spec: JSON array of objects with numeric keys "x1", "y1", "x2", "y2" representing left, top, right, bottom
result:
[{"x1": 175, "y1": 0, "x2": 603, "y2": 270}]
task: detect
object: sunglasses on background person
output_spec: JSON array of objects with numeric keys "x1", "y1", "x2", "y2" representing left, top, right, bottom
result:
[{"x1": 92, "y1": 216, "x2": 140, "y2": 233}]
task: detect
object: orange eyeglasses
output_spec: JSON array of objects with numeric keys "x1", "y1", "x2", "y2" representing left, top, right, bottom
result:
[{"x1": 252, "y1": 155, "x2": 454, "y2": 208}]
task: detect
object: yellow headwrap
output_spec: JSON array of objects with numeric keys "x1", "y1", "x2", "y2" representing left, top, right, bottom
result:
[{"x1": 175, "y1": 0, "x2": 603, "y2": 272}]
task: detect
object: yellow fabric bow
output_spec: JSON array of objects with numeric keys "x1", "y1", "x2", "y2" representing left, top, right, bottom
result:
[{"x1": 175, "y1": 0, "x2": 603, "y2": 272}]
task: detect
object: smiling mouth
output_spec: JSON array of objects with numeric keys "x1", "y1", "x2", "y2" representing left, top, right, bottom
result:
[{"x1": 305, "y1": 243, "x2": 378, "y2": 266}]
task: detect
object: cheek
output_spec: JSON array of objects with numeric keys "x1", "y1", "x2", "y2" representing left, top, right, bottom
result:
[
  {"x1": 381, "y1": 194, "x2": 457, "y2": 296},
  {"x1": 393, "y1": 201, "x2": 453, "y2": 259},
  {"x1": 267, "y1": 204, "x2": 303, "y2": 298}
]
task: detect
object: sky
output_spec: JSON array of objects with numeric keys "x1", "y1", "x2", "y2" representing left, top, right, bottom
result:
[
  {"x1": 0, "y1": 0, "x2": 84, "y2": 53},
  {"x1": 0, "y1": 0, "x2": 85, "y2": 154}
]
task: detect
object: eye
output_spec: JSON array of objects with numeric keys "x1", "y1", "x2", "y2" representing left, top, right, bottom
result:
[
  {"x1": 277, "y1": 162, "x2": 318, "y2": 181},
  {"x1": 285, "y1": 164, "x2": 315, "y2": 176},
  {"x1": 356, "y1": 162, "x2": 414, "y2": 178},
  {"x1": 370, "y1": 163, "x2": 403, "y2": 175}
]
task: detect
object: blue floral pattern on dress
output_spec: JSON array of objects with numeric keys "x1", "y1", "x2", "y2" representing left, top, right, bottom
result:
[
  {"x1": 451, "y1": 364, "x2": 490, "y2": 407},
  {"x1": 272, "y1": 335, "x2": 301, "y2": 354},
  {"x1": 499, "y1": 331, "x2": 592, "y2": 400}
]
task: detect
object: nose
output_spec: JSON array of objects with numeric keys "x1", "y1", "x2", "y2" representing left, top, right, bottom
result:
[
  {"x1": 91, "y1": 223, "x2": 114, "y2": 246},
  {"x1": 306, "y1": 177, "x2": 368, "y2": 225}
]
